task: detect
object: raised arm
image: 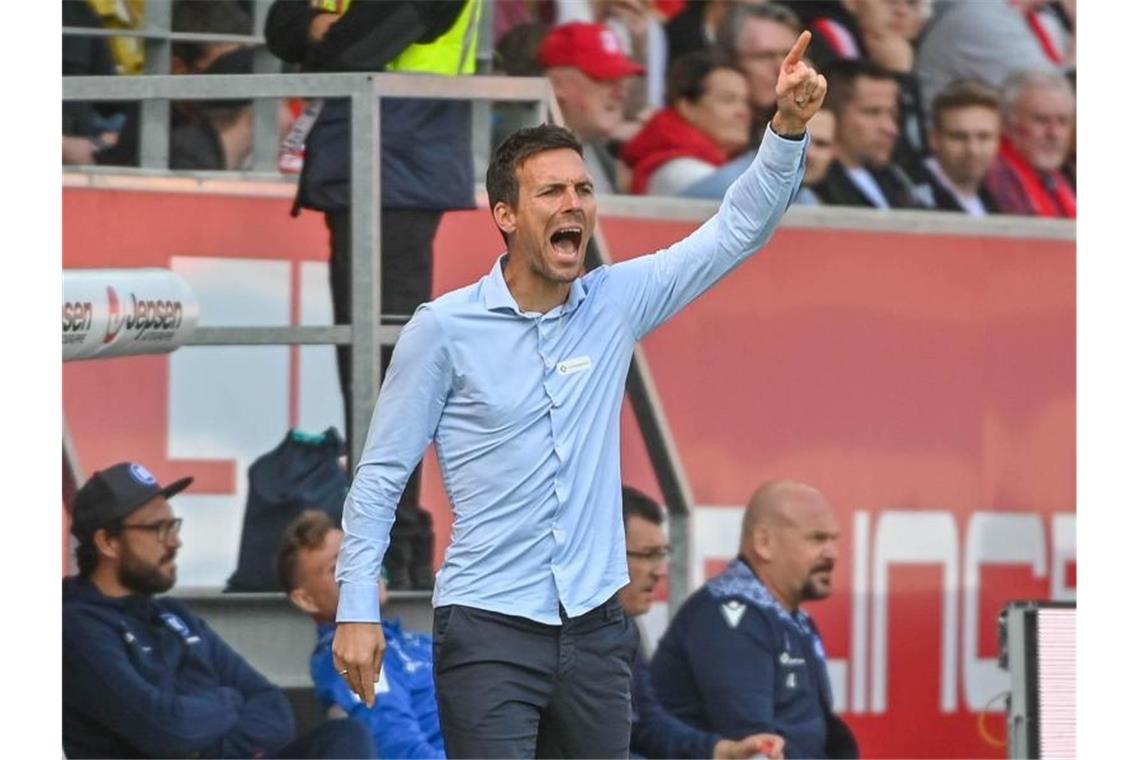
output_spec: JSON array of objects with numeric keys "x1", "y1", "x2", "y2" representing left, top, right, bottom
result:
[{"x1": 600, "y1": 33, "x2": 826, "y2": 340}]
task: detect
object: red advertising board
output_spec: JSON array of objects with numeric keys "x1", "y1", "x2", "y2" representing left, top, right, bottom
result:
[{"x1": 63, "y1": 182, "x2": 1074, "y2": 758}]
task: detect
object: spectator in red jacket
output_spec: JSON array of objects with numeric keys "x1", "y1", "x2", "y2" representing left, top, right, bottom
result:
[
  {"x1": 621, "y1": 50, "x2": 752, "y2": 195},
  {"x1": 983, "y1": 68, "x2": 1075, "y2": 218}
]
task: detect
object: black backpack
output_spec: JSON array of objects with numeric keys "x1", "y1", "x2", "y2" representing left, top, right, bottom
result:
[{"x1": 225, "y1": 428, "x2": 348, "y2": 592}]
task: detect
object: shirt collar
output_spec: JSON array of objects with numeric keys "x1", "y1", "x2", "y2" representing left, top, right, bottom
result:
[
  {"x1": 708, "y1": 556, "x2": 814, "y2": 633},
  {"x1": 482, "y1": 253, "x2": 518, "y2": 313},
  {"x1": 482, "y1": 253, "x2": 588, "y2": 318}
]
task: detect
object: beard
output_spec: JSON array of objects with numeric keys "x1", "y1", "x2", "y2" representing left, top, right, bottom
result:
[
  {"x1": 118, "y1": 547, "x2": 177, "y2": 595},
  {"x1": 799, "y1": 561, "x2": 835, "y2": 602}
]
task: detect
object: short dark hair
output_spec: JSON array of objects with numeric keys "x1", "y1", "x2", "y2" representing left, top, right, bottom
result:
[
  {"x1": 666, "y1": 49, "x2": 745, "y2": 107},
  {"x1": 172, "y1": 0, "x2": 252, "y2": 67},
  {"x1": 930, "y1": 80, "x2": 1001, "y2": 131},
  {"x1": 717, "y1": 3, "x2": 802, "y2": 56},
  {"x1": 822, "y1": 58, "x2": 897, "y2": 117},
  {"x1": 74, "y1": 518, "x2": 124, "y2": 578},
  {"x1": 486, "y1": 124, "x2": 583, "y2": 242},
  {"x1": 276, "y1": 510, "x2": 337, "y2": 592},
  {"x1": 621, "y1": 486, "x2": 664, "y2": 528}
]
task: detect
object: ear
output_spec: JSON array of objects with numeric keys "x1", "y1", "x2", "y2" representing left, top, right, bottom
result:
[
  {"x1": 754, "y1": 525, "x2": 775, "y2": 563},
  {"x1": 288, "y1": 587, "x2": 320, "y2": 616},
  {"x1": 492, "y1": 200, "x2": 517, "y2": 241},
  {"x1": 93, "y1": 528, "x2": 122, "y2": 563}
]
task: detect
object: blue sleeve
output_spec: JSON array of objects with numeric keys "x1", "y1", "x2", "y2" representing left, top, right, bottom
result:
[
  {"x1": 683, "y1": 604, "x2": 805, "y2": 757},
  {"x1": 62, "y1": 612, "x2": 243, "y2": 757},
  {"x1": 313, "y1": 638, "x2": 446, "y2": 759},
  {"x1": 599, "y1": 125, "x2": 806, "y2": 341},
  {"x1": 336, "y1": 305, "x2": 453, "y2": 622},
  {"x1": 197, "y1": 618, "x2": 296, "y2": 758},
  {"x1": 631, "y1": 652, "x2": 720, "y2": 758},
  {"x1": 678, "y1": 153, "x2": 754, "y2": 200}
]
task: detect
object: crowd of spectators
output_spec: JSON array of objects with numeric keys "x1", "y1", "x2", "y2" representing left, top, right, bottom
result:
[
  {"x1": 497, "y1": 0, "x2": 1076, "y2": 218},
  {"x1": 63, "y1": 0, "x2": 1077, "y2": 219}
]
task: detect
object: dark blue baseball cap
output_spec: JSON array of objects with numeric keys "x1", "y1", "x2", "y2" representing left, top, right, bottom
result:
[{"x1": 70, "y1": 462, "x2": 193, "y2": 539}]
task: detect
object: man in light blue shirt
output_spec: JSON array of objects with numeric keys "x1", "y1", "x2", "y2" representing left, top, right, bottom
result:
[{"x1": 332, "y1": 30, "x2": 828, "y2": 758}]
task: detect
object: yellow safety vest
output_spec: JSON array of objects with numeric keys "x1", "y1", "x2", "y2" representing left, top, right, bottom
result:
[
  {"x1": 313, "y1": 0, "x2": 481, "y2": 75},
  {"x1": 86, "y1": 0, "x2": 145, "y2": 75}
]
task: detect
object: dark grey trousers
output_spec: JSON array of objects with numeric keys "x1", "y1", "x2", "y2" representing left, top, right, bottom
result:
[{"x1": 432, "y1": 594, "x2": 639, "y2": 759}]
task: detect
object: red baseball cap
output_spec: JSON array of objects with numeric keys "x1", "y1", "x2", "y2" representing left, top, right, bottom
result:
[{"x1": 538, "y1": 22, "x2": 645, "y2": 81}]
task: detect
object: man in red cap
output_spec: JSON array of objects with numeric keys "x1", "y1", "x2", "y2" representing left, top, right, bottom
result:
[{"x1": 539, "y1": 21, "x2": 645, "y2": 192}]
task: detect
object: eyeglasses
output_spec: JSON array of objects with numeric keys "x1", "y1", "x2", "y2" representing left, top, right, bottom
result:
[
  {"x1": 120, "y1": 517, "x2": 183, "y2": 543},
  {"x1": 627, "y1": 547, "x2": 672, "y2": 564}
]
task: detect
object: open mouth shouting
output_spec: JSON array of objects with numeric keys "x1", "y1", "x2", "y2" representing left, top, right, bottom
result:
[{"x1": 549, "y1": 223, "x2": 584, "y2": 266}]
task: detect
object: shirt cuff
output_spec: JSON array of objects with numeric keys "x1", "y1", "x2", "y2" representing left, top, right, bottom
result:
[
  {"x1": 336, "y1": 581, "x2": 382, "y2": 623},
  {"x1": 760, "y1": 123, "x2": 809, "y2": 173}
]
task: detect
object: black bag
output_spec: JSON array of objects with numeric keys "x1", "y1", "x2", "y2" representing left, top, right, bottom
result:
[{"x1": 225, "y1": 428, "x2": 349, "y2": 592}]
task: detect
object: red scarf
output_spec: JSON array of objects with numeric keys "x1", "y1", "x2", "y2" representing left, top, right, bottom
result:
[
  {"x1": 998, "y1": 137, "x2": 1076, "y2": 219},
  {"x1": 620, "y1": 108, "x2": 728, "y2": 195}
]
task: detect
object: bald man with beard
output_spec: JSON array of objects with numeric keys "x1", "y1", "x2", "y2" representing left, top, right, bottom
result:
[{"x1": 650, "y1": 481, "x2": 859, "y2": 759}]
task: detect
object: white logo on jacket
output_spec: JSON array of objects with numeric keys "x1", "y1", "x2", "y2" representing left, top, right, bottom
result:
[{"x1": 720, "y1": 601, "x2": 746, "y2": 628}]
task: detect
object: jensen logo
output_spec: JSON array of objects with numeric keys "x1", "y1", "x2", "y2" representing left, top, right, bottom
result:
[
  {"x1": 62, "y1": 300, "x2": 93, "y2": 333},
  {"x1": 103, "y1": 288, "x2": 184, "y2": 343},
  {"x1": 104, "y1": 286, "x2": 123, "y2": 344}
]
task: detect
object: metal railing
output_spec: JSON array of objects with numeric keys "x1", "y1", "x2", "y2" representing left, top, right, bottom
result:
[{"x1": 63, "y1": 70, "x2": 698, "y2": 608}]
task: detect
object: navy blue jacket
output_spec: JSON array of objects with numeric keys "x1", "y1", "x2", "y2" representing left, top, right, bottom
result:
[
  {"x1": 311, "y1": 620, "x2": 444, "y2": 759},
  {"x1": 62, "y1": 576, "x2": 295, "y2": 758},
  {"x1": 264, "y1": 0, "x2": 475, "y2": 213},
  {"x1": 631, "y1": 634, "x2": 720, "y2": 758},
  {"x1": 651, "y1": 559, "x2": 843, "y2": 759}
]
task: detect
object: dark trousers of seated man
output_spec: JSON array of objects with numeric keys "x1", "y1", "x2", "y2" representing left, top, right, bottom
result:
[
  {"x1": 432, "y1": 594, "x2": 640, "y2": 758},
  {"x1": 326, "y1": 207, "x2": 440, "y2": 589}
]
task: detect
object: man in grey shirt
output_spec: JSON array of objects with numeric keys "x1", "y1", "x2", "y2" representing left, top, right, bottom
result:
[{"x1": 916, "y1": 0, "x2": 1060, "y2": 119}]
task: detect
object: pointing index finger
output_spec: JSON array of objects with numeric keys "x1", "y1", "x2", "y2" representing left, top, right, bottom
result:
[{"x1": 783, "y1": 30, "x2": 811, "y2": 71}]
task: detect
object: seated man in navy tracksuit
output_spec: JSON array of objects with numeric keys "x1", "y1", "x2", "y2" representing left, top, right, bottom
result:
[
  {"x1": 620, "y1": 486, "x2": 785, "y2": 760},
  {"x1": 277, "y1": 510, "x2": 444, "y2": 759},
  {"x1": 62, "y1": 462, "x2": 375, "y2": 759},
  {"x1": 651, "y1": 481, "x2": 859, "y2": 759}
]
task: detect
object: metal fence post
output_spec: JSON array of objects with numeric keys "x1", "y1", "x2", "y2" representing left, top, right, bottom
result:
[
  {"x1": 349, "y1": 79, "x2": 382, "y2": 468},
  {"x1": 140, "y1": 0, "x2": 171, "y2": 169},
  {"x1": 250, "y1": 0, "x2": 281, "y2": 172}
]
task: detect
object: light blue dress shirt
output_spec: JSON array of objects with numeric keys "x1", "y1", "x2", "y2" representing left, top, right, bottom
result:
[{"x1": 336, "y1": 125, "x2": 807, "y2": 625}]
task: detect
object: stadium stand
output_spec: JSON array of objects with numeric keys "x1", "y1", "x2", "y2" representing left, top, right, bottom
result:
[{"x1": 62, "y1": 1, "x2": 1077, "y2": 756}]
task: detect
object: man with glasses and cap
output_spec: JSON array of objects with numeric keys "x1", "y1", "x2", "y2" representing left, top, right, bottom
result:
[{"x1": 62, "y1": 461, "x2": 376, "y2": 759}]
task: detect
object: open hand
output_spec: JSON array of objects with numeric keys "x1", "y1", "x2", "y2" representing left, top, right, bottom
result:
[{"x1": 771, "y1": 31, "x2": 827, "y2": 137}]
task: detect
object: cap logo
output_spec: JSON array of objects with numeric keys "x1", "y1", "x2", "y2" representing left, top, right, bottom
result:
[
  {"x1": 128, "y1": 463, "x2": 158, "y2": 486},
  {"x1": 600, "y1": 29, "x2": 620, "y2": 54}
]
